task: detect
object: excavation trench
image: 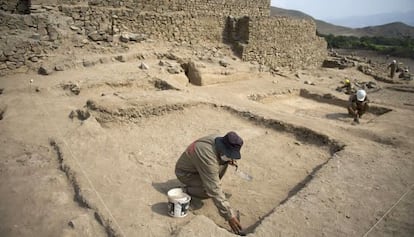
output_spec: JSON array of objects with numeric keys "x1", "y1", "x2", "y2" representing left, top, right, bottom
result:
[
  {"x1": 57, "y1": 100, "x2": 344, "y2": 235},
  {"x1": 250, "y1": 89, "x2": 391, "y2": 123},
  {"x1": 298, "y1": 89, "x2": 392, "y2": 116}
]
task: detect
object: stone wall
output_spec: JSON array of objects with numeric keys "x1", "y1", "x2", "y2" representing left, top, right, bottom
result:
[
  {"x1": 0, "y1": 9, "x2": 73, "y2": 75},
  {"x1": 1, "y1": 0, "x2": 29, "y2": 13},
  {"x1": 240, "y1": 17, "x2": 327, "y2": 69},
  {"x1": 57, "y1": 0, "x2": 270, "y2": 43},
  {"x1": 0, "y1": 0, "x2": 327, "y2": 76},
  {"x1": 59, "y1": 6, "x2": 228, "y2": 44},
  {"x1": 57, "y1": 0, "x2": 270, "y2": 17}
]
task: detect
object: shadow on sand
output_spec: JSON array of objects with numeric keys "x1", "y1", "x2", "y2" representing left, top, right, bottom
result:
[
  {"x1": 151, "y1": 202, "x2": 170, "y2": 217},
  {"x1": 151, "y1": 179, "x2": 183, "y2": 217},
  {"x1": 152, "y1": 179, "x2": 183, "y2": 195},
  {"x1": 326, "y1": 113, "x2": 351, "y2": 122}
]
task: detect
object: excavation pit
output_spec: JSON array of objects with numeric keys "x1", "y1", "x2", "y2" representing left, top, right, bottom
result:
[
  {"x1": 249, "y1": 89, "x2": 391, "y2": 123},
  {"x1": 60, "y1": 101, "x2": 342, "y2": 235}
]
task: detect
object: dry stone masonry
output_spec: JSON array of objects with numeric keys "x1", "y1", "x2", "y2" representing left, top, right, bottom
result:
[{"x1": 0, "y1": 0, "x2": 327, "y2": 76}]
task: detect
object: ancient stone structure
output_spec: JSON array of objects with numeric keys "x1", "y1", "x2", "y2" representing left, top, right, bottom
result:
[
  {"x1": 235, "y1": 17, "x2": 326, "y2": 69},
  {"x1": 0, "y1": 0, "x2": 327, "y2": 76}
]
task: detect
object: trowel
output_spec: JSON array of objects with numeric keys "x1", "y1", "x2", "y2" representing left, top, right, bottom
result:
[{"x1": 234, "y1": 164, "x2": 253, "y2": 181}]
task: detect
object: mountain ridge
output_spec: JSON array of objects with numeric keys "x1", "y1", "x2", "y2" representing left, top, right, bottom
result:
[
  {"x1": 270, "y1": 6, "x2": 414, "y2": 38},
  {"x1": 326, "y1": 10, "x2": 414, "y2": 28}
]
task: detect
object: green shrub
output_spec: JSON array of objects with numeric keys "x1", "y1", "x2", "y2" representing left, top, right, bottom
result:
[{"x1": 318, "y1": 33, "x2": 414, "y2": 59}]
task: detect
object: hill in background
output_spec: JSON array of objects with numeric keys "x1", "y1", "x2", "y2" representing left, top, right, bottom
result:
[
  {"x1": 326, "y1": 10, "x2": 414, "y2": 28},
  {"x1": 270, "y1": 7, "x2": 414, "y2": 38}
]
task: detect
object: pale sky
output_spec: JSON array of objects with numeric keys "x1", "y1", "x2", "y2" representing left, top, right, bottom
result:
[{"x1": 271, "y1": 0, "x2": 414, "y2": 20}]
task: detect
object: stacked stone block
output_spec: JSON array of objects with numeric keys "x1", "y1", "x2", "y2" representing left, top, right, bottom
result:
[
  {"x1": 0, "y1": 8, "x2": 73, "y2": 76},
  {"x1": 60, "y1": 0, "x2": 270, "y2": 17},
  {"x1": 0, "y1": 0, "x2": 20, "y2": 12},
  {"x1": 241, "y1": 17, "x2": 327, "y2": 69}
]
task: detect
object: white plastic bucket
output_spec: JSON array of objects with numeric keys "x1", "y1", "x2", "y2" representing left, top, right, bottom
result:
[{"x1": 167, "y1": 188, "x2": 191, "y2": 217}]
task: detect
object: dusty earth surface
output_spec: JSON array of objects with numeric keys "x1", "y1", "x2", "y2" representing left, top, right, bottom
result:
[{"x1": 0, "y1": 41, "x2": 413, "y2": 237}]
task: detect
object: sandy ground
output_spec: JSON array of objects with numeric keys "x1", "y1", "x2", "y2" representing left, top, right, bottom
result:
[{"x1": 0, "y1": 42, "x2": 413, "y2": 237}]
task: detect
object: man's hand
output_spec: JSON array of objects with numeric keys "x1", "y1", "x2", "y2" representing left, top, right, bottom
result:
[
  {"x1": 228, "y1": 216, "x2": 243, "y2": 234},
  {"x1": 348, "y1": 106, "x2": 356, "y2": 116},
  {"x1": 353, "y1": 116, "x2": 360, "y2": 124}
]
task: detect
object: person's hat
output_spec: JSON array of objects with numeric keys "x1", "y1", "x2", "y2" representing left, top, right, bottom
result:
[
  {"x1": 356, "y1": 89, "x2": 366, "y2": 101},
  {"x1": 215, "y1": 131, "x2": 243, "y2": 159},
  {"x1": 345, "y1": 79, "x2": 350, "y2": 84},
  {"x1": 392, "y1": 60, "x2": 396, "y2": 63}
]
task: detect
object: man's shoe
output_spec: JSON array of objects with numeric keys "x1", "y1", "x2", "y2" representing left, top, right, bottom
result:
[{"x1": 189, "y1": 197, "x2": 204, "y2": 210}]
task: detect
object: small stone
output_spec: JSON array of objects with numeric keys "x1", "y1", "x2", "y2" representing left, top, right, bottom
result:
[
  {"x1": 83, "y1": 60, "x2": 95, "y2": 67},
  {"x1": 47, "y1": 26, "x2": 59, "y2": 41},
  {"x1": 76, "y1": 109, "x2": 90, "y2": 120},
  {"x1": 115, "y1": 55, "x2": 127, "y2": 62},
  {"x1": 106, "y1": 35, "x2": 113, "y2": 42},
  {"x1": 30, "y1": 33, "x2": 41, "y2": 40},
  {"x1": 165, "y1": 53, "x2": 178, "y2": 60},
  {"x1": 129, "y1": 33, "x2": 146, "y2": 42},
  {"x1": 99, "y1": 57, "x2": 110, "y2": 64},
  {"x1": 38, "y1": 65, "x2": 53, "y2": 75},
  {"x1": 139, "y1": 62, "x2": 149, "y2": 70},
  {"x1": 70, "y1": 85, "x2": 80, "y2": 95},
  {"x1": 29, "y1": 57, "x2": 39, "y2": 62},
  {"x1": 70, "y1": 25, "x2": 80, "y2": 31},
  {"x1": 166, "y1": 66, "x2": 181, "y2": 74},
  {"x1": 219, "y1": 59, "x2": 229, "y2": 67},
  {"x1": 68, "y1": 110, "x2": 76, "y2": 119},
  {"x1": 88, "y1": 32, "x2": 104, "y2": 41},
  {"x1": 55, "y1": 64, "x2": 65, "y2": 71},
  {"x1": 4, "y1": 49, "x2": 15, "y2": 57},
  {"x1": 43, "y1": 6, "x2": 55, "y2": 11},
  {"x1": 6, "y1": 62, "x2": 17, "y2": 70},
  {"x1": 159, "y1": 60, "x2": 171, "y2": 67},
  {"x1": 119, "y1": 33, "x2": 130, "y2": 43}
]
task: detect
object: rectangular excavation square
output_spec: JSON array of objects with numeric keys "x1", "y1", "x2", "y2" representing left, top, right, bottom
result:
[{"x1": 57, "y1": 103, "x2": 336, "y2": 235}]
